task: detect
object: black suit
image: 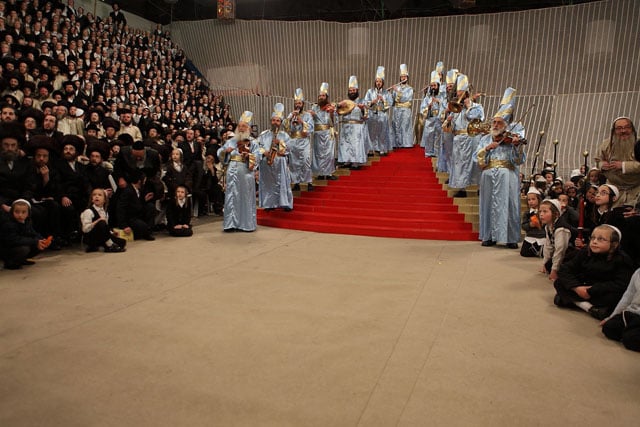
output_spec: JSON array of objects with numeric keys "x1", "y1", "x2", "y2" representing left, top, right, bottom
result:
[
  {"x1": 114, "y1": 146, "x2": 163, "y2": 200},
  {"x1": 0, "y1": 156, "x2": 32, "y2": 209},
  {"x1": 115, "y1": 184, "x2": 154, "y2": 239},
  {"x1": 55, "y1": 159, "x2": 90, "y2": 236}
]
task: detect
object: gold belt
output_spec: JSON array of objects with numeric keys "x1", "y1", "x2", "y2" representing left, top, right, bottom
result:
[
  {"x1": 289, "y1": 131, "x2": 305, "y2": 138},
  {"x1": 395, "y1": 102, "x2": 411, "y2": 108},
  {"x1": 454, "y1": 130, "x2": 468, "y2": 135},
  {"x1": 341, "y1": 120, "x2": 364, "y2": 124},
  {"x1": 487, "y1": 160, "x2": 515, "y2": 170},
  {"x1": 314, "y1": 124, "x2": 330, "y2": 131},
  {"x1": 230, "y1": 155, "x2": 245, "y2": 162}
]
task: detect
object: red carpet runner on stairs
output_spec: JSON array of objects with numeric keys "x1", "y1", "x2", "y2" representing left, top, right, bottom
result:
[{"x1": 257, "y1": 147, "x2": 479, "y2": 240}]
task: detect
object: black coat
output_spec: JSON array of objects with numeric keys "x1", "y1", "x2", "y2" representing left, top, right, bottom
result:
[
  {"x1": 0, "y1": 157, "x2": 33, "y2": 207},
  {"x1": 115, "y1": 184, "x2": 145, "y2": 229}
]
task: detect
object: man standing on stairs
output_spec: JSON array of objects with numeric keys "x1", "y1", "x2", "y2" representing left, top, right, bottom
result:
[
  {"x1": 310, "y1": 82, "x2": 338, "y2": 181},
  {"x1": 475, "y1": 87, "x2": 525, "y2": 249},
  {"x1": 390, "y1": 64, "x2": 414, "y2": 148},
  {"x1": 337, "y1": 76, "x2": 368, "y2": 170},
  {"x1": 419, "y1": 69, "x2": 445, "y2": 158},
  {"x1": 363, "y1": 66, "x2": 393, "y2": 156},
  {"x1": 257, "y1": 103, "x2": 294, "y2": 212},
  {"x1": 443, "y1": 73, "x2": 484, "y2": 198},
  {"x1": 285, "y1": 88, "x2": 314, "y2": 192}
]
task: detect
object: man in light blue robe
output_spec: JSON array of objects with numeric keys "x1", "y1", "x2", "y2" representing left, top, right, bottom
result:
[
  {"x1": 285, "y1": 88, "x2": 314, "y2": 191},
  {"x1": 437, "y1": 68, "x2": 458, "y2": 173},
  {"x1": 257, "y1": 103, "x2": 293, "y2": 211},
  {"x1": 391, "y1": 63, "x2": 414, "y2": 148},
  {"x1": 217, "y1": 111, "x2": 261, "y2": 232},
  {"x1": 476, "y1": 87, "x2": 526, "y2": 248},
  {"x1": 337, "y1": 75, "x2": 368, "y2": 169},
  {"x1": 310, "y1": 82, "x2": 338, "y2": 180},
  {"x1": 420, "y1": 70, "x2": 445, "y2": 158},
  {"x1": 363, "y1": 66, "x2": 393, "y2": 155},
  {"x1": 444, "y1": 73, "x2": 484, "y2": 197}
]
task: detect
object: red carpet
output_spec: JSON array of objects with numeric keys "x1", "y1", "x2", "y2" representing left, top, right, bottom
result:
[{"x1": 257, "y1": 147, "x2": 479, "y2": 240}]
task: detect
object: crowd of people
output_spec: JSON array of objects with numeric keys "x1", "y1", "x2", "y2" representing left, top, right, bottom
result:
[{"x1": 1, "y1": 1, "x2": 639, "y2": 352}]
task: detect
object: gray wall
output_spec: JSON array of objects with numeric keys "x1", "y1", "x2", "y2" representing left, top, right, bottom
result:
[{"x1": 171, "y1": 0, "x2": 639, "y2": 180}]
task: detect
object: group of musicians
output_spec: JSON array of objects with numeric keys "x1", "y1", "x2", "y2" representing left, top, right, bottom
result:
[{"x1": 216, "y1": 63, "x2": 527, "y2": 241}]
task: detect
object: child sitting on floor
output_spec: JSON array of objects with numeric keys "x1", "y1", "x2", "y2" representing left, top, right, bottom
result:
[
  {"x1": 521, "y1": 187, "x2": 545, "y2": 257},
  {"x1": 601, "y1": 268, "x2": 640, "y2": 352},
  {"x1": 166, "y1": 185, "x2": 193, "y2": 237},
  {"x1": 0, "y1": 199, "x2": 52, "y2": 269},
  {"x1": 553, "y1": 225, "x2": 635, "y2": 320},
  {"x1": 539, "y1": 198, "x2": 574, "y2": 281},
  {"x1": 80, "y1": 188, "x2": 126, "y2": 253}
]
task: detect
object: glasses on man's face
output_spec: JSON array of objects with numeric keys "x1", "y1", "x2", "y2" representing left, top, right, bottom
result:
[
  {"x1": 614, "y1": 125, "x2": 632, "y2": 131},
  {"x1": 591, "y1": 236, "x2": 609, "y2": 243}
]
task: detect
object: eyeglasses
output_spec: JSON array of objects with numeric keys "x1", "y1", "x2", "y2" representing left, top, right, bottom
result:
[
  {"x1": 614, "y1": 125, "x2": 632, "y2": 131},
  {"x1": 597, "y1": 190, "x2": 610, "y2": 196},
  {"x1": 591, "y1": 236, "x2": 610, "y2": 243}
]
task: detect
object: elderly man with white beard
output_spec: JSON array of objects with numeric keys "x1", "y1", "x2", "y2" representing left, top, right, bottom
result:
[
  {"x1": 475, "y1": 88, "x2": 525, "y2": 249},
  {"x1": 597, "y1": 117, "x2": 640, "y2": 208},
  {"x1": 217, "y1": 111, "x2": 261, "y2": 232}
]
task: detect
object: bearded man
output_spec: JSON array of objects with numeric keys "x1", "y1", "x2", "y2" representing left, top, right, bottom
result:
[
  {"x1": 310, "y1": 82, "x2": 338, "y2": 180},
  {"x1": 285, "y1": 88, "x2": 314, "y2": 191},
  {"x1": 363, "y1": 66, "x2": 392, "y2": 155},
  {"x1": 475, "y1": 88, "x2": 525, "y2": 249},
  {"x1": 337, "y1": 75, "x2": 368, "y2": 169},
  {"x1": 257, "y1": 103, "x2": 293, "y2": 212},
  {"x1": 597, "y1": 117, "x2": 640, "y2": 208},
  {"x1": 390, "y1": 64, "x2": 414, "y2": 148}
]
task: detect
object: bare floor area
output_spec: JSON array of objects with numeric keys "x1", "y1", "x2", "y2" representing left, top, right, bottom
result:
[{"x1": 1, "y1": 219, "x2": 639, "y2": 426}]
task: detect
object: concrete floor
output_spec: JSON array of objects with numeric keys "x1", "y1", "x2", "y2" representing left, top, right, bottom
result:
[{"x1": 1, "y1": 217, "x2": 639, "y2": 426}]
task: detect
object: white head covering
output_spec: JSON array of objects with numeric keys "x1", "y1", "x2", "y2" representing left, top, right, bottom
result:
[
  {"x1": 399, "y1": 63, "x2": 409, "y2": 76},
  {"x1": 603, "y1": 184, "x2": 620, "y2": 200},
  {"x1": 294, "y1": 88, "x2": 304, "y2": 102},
  {"x1": 600, "y1": 224, "x2": 622, "y2": 242},
  {"x1": 239, "y1": 111, "x2": 253, "y2": 124},
  {"x1": 430, "y1": 70, "x2": 440, "y2": 85},
  {"x1": 348, "y1": 75, "x2": 359, "y2": 90},
  {"x1": 319, "y1": 82, "x2": 329, "y2": 95},
  {"x1": 527, "y1": 187, "x2": 541, "y2": 195},
  {"x1": 375, "y1": 66, "x2": 385, "y2": 81},
  {"x1": 456, "y1": 74, "x2": 469, "y2": 92},
  {"x1": 271, "y1": 103, "x2": 285, "y2": 120},
  {"x1": 543, "y1": 198, "x2": 562, "y2": 214}
]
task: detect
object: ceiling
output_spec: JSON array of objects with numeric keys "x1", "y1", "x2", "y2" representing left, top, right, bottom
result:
[{"x1": 121, "y1": 0, "x2": 598, "y2": 25}]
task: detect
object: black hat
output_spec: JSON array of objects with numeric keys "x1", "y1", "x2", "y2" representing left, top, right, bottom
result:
[
  {"x1": 37, "y1": 81, "x2": 54, "y2": 93},
  {"x1": 85, "y1": 139, "x2": 110, "y2": 160},
  {"x1": 0, "y1": 56, "x2": 16, "y2": 69},
  {"x1": 85, "y1": 123, "x2": 100, "y2": 132},
  {"x1": 41, "y1": 100, "x2": 57, "y2": 111},
  {"x1": 131, "y1": 139, "x2": 145, "y2": 151},
  {"x1": 117, "y1": 133, "x2": 134, "y2": 147},
  {"x1": 25, "y1": 135, "x2": 56, "y2": 156},
  {"x1": 20, "y1": 107, "x2": 44, "y2": 125},
  {"x1": 60, "y1": 135, "x2": 85, "y2": 154},
  {"x1": 102, "y1": 117, "x2": 120, "y2": 131},
  {"x1": 3, "y1": 94, "x2": 20, "y2": 107},
  {"x1": 117, "y1": 106, "x2": 132, "y2": 115},
  {"x1": 147, "y1": 121, "x2": 163, "y2": 134},
  {"x1": 22, "y1": 81, "x2": 36, "y2": 93}
]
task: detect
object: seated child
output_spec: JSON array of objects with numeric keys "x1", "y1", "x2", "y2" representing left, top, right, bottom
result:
[
  {"x1": 80, "y1": 188, "x2": 126, "y2": 253},
  {"x1": 576, "y1": 184, "x2": 625, "y2": 249},
  {"x1": 521, "y1": 187, "x2": 545, "y2": 257},
  {"x1": 539, "y1": 198, "x2": 574, "y2": 281},
  {"x1": 166, "y1": 185, "x2": 193, "y2": 237},
  {"x1": 553, "y1": 225, "x2": 635, "y2": 320},
  {"x1": 0, "y1": 199, "x2": 52, "y2": 269},
  {"x1": 601, "y1": 268, "x2": 640, "y2": 352}
]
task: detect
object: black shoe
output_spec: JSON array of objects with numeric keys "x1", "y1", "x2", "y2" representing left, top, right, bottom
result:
[
  {"x1": 4, "y1": 263, "x2": 22, "y2": 270},
  {"x1": 292, "y1": 183, "x2": 301, "y2": 191},
  {"x1": 481, "y1": 240, "x2": 496, "y2": 247},
  {"x1": 85, "y1": 246, "x2": 99, "y2": 253},
  {"x1": 283, "y1": 207, "x2": 293, "y2": 212},
  {"x1": 553, "y1": 294, "x2": 569, "y2": 308},
  {"x1": 264, "y1": 208, "x2": 275, "y2": 211},
  {"x1": 105, "y1": 243, "x2": 126, "y2": 253},
  {"x1": 506, "y1": 243, "x2": 519, "y2": 249},
  {"x1": 22, "y1": 259, "x2": 36, "y2": 265},
  {"x1": 453, "y1": 190, "x2": 467, "y2": 198},
  {"x1": 307, "y1": 183, "x2": 314, "y2": 191},
  {"x1": 143, "y1": 235, "x2": 156, "y2": 241},
  {"x1": 327, "y1": 175, "x2": 338, "y2": 181},
  {"x1": 444, "y1": 179, "x2": 449, "y2": 184},
  {"x1": 589, "y1": 306, "x2": 609, "y2": 321},
  {"x1": 350, "y1": 165, "x2": 361, "y2": 170}
]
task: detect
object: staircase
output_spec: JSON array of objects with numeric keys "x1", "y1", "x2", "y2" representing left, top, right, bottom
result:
[{"x1": 257, "y1": 147, "x2": 479, "y2": 241}]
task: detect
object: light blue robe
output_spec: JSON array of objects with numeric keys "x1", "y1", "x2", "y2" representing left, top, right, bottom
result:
[
  {"x1": 338, "y1": 101, "x2": 368, "y2": 165},
  {"x1": 476, "y1": 131, "x2": 526, "y2": 244},
  {"x1": 311, "y1": 105, "x2": 337, "y2": 176},
  {"x1": 448, "y1": 102, "x2": 484, "y2": 188},
  {"x1": 363, "y1": 87, "x2": 392, "y2": 153},
  {"x1": 257, "y1": 129, "x2": 293, "y2": 210},
  {"x1": 391, "y1": 84, "x2": 414, "y2": 148},
  {"x1": 218, "y1": 137, "x2": 261, "y2": 231},
  {"x1": 419, "y1": 92, "x2": 445, "y2": 157},
  {"x1": 285, "y1": 111, "x2": 314, "y2": 184}
]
